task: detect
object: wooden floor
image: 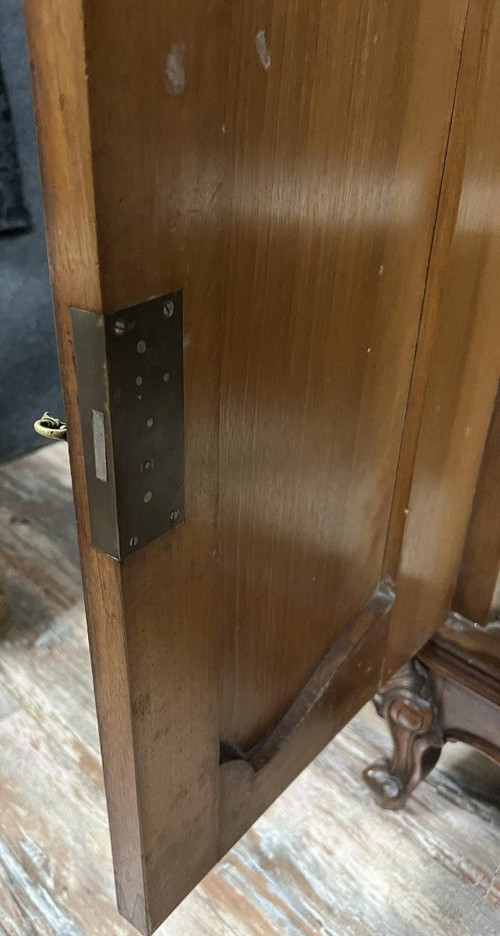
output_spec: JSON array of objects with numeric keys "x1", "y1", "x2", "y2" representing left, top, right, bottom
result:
[{"x1": 0, "y1": 444, "x2": 498, "y2": 936}]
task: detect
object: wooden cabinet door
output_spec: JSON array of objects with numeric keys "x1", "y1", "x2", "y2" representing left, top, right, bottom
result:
[{"x1": 22, "y1": 0, "x2": 498, "y2": 932}]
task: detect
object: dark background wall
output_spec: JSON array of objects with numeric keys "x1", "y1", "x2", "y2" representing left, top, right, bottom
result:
[{"x1": 0, "y1": 0, "x2": 61, "y2": 464}]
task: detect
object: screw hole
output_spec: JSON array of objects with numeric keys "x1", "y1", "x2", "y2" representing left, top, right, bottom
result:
[
  {"x1": 163, "y1": 300, "x2": 174, "y2": 318},
  {"x1": 144, "y1": 491, "x2": 153, "y2": 504},
  {"x1": 137, "y1": 340, "x2": 147, "y2": 354}
]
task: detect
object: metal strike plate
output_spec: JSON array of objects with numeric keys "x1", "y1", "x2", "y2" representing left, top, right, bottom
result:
[{"x1": 71, "y1": 291, "x2": 184, "y2": 560}]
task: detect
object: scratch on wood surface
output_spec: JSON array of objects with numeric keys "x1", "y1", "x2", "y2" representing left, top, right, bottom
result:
[
  {"x1": 165, "y1": 42, "x2": 186, "y2": 95},
  {"x1": 255, "y1": 30, "x2": 271, "y2": 71}
]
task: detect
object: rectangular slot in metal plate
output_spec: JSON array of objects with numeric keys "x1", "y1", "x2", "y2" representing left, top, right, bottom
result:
[
  {"x1": 71, "y1": 291, "x2": 184, "y2": 560},
  {"x1": 92, "y1": 409, "x2": 107, "y2": 482}
]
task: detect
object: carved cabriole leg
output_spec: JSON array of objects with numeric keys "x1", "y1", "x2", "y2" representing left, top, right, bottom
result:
[{"x1": 363, "y1": 659, "x2": 444, "y2": 809}]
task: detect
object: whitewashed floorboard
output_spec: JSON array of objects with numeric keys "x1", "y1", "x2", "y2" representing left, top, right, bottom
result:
[{"x1": 0, "y1": 443, "x2": 498, "y2": 936}]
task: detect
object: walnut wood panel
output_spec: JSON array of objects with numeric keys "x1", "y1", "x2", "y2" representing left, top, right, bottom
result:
[
  {"x1": 24, "y1": 1, "x2": 227, "y2": 932},
  {"x1": 365, "y1": 655, "x2": 500, "y2": 810},
  {"x1": 219, "y1": 0, "x2": 468, "y2": 853},
  {"x1": 24, "y1": 0, "x2": 468, "y2": 932},
  {"x1": 421, "y1": 622, "x2": 500, "y2": 707},
  {"x1": 437, "y1": 676, "x2": 500, "y2": 763},
  {"x1": 386, "y1": 0, "x2": 500, "y2": 673},
  {"x1": 219, "y1": 0, "x2": 467, "y2": 751},
  {"x1": 221, "y1": 587, "x2": 394, "y2": 773},
  {"x1": 454, "y1": 385, "x2": 500, "y2": 626},
  {"x1": 364, "y1": 659, "x2": 444, "y2": 809},
  {"x1": 219, "y1": 586, "x2": 393, "y2": 855}
]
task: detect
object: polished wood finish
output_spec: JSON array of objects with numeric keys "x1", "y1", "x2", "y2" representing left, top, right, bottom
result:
[
  {"x1": 24, "y1": 0, "x2": 226, "y2": 929},
  {"x1": 366, "y1": 645, "x2": 500, "y2": 809},
  {"x1": 369, "y1": 369, "x2": 500, "y2": 809},
  {"x1": 1, "y1": 443, "x2": 499, "y2": 935},
  {"x1": 219, "y1": 586, "x2": 392, "y2": 855},
  {"x1": 385, "y1": 0, "x2": 500, "y2": 672},
  {"x1": 420, "y1": 625, "x2": 500, "y2": 709},
  {"x1": 367, "y1": 202, "x2": 500, "y2": 820},
  {"x1": 364, "y1": 659, "x2": 444, "y2": 809},
  {"x1": 219, "y1": 0, "x2": 466, "y2": 753},
  {"x1": 220, "y1": 585, "x2": 394, "y2": 772},
  {"x1": 23, "y1": 0, "x2": 500, "y2": 931},
  {"x1": 454, "y1": 386, "x2": 500, "y2": 626}
]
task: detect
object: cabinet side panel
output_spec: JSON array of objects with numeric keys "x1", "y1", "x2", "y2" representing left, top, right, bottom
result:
[
  {"x1": 388, "y1": 0, "x2": 500, "y2": 672},
  {"x1": 454, "y1": 385, "x2": 500, "y2": 625}
]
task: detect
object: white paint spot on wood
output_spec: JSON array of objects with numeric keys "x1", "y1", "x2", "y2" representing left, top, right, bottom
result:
[
  {"x1": 165, "y1": 42, "x2": 186, "y2": 95},
  {"x1": 367, "y1": 347, "x2": 371, "y2": 354},
  {"x1": 378, "y1": 264, "x2": 384, "y2": 276},
  {"x1": 222, "y1": 123, "x2": 226, "y2": 134},
  {"x1": 255, "y1": 30, "x2": 271, "y2": 71}
]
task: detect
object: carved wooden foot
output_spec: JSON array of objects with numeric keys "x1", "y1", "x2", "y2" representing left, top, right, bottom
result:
[{"x1": 363, "y1": 659, "x2": 444, "y2": 809}]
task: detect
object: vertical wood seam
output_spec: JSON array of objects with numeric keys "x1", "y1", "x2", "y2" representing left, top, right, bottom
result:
[{"x1": 382, "y1": 0, "x2": 471, "y2": 584}]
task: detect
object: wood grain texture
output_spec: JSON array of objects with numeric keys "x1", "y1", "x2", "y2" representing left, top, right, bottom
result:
[
  {"x1": 435, "y1": 674, "x2": 500, "y2": 762},
  {"x1": 0, "y1": 444, "x2": 499, "y2": 936},
  {"x1": 219, "y1": 0, "x2": 468, "y2": 751},
  {"x1": 421, "y1": 637, "x2": 500, "y2": 756},
  {"x1": 454, "y1": 385, "x2": 500, "y2": 625},
  {"x1": 23, "y1": 0, "x2": 227, "y2": 929},
  {"x1": 364, "y1": 659, "x2": 444, "y2": 809},
  {"x1": 365, "y1": 653, "x2": 500, "y2": 810},
  {"x1": 219, "y1": 588, "x2": 392, "y2": 856},
  {"x1": 421, "y1": 622, "x2": 500, "y2": 708},
  {"x1": 22, "y1": 0, "x2": 484, "y2": 928},
  {"x1": 221, "y1": 586, "x2": 394, "y2": 772},
  {"x1": 386, "y1": 0, "x2": 500, "y2": 672}
]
